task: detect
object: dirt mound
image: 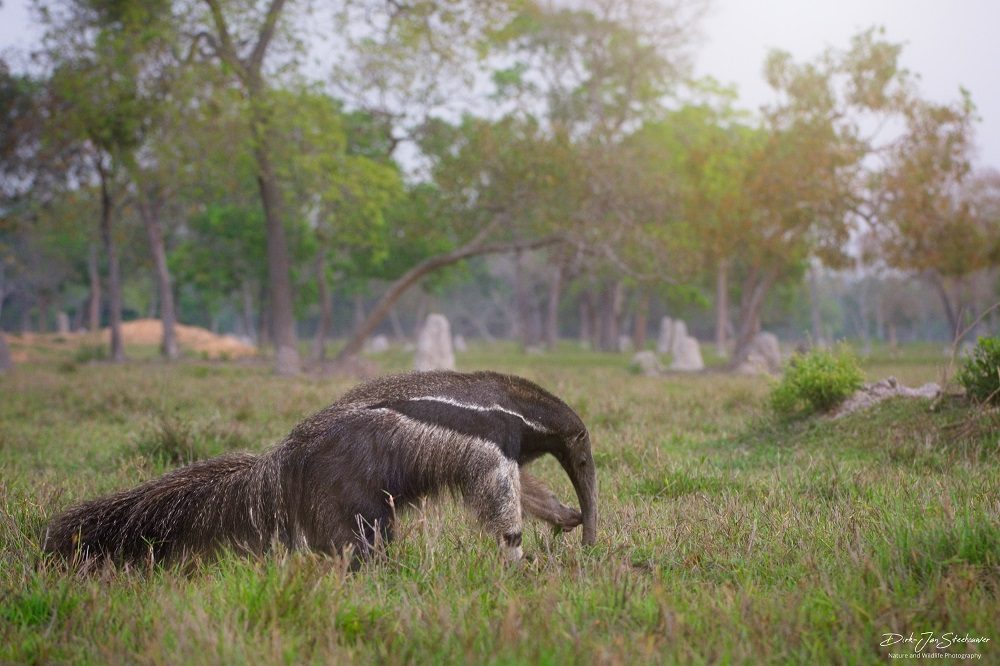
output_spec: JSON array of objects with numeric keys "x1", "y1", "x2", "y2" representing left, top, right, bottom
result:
[
  {"x1": 4, "y1": 321, "x2": 256, "y2": 362},
  {"x1": 109, "y1": 319, "x2": 257, "y2": 359},
  {"x1": 833, "y1": 377, "x2": 940, "y2": 418}
]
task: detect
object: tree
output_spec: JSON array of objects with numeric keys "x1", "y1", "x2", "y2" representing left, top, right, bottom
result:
[
  {"x1": 333, "y1": 116, "x2": 569, "y2": 361},
  {"x1": 875, "y1": 95, "x2": 998, "y2": 339},
  {"x1": 629, "y1": 90, "x2": 758, "y2": 355},
  {"x1": 198, "y1": 0, "x2": 301, "y2": 374},
  {"x1": 485, "y1": 0, "x2": 707, "y2": 350},
  {"x1": 121, "y1": 9, "x2": 193, "y2": 360},
  {"x1": 725, "y1": 28, "x2": 913, "y2": 367},
  {"x1": 38, "y1": 0, "x2": 182, "y2": 361},
  {"x1": 1, "y1": 60, "x2": 44, "y2": 346},
  {"x1": 268, "y1": 89, "x2": 404, "y2": 359}
]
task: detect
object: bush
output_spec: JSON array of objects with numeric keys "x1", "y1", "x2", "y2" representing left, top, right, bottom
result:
[
  {"x1": 73, "y1": 344, "x2": 107, "y2": 363},
  {"x1": 770, "y1": 346, "x2": 864, "y2": 418},
  {"x1": 957, "y1": 336, "x2": 1000, "y2": 405}
]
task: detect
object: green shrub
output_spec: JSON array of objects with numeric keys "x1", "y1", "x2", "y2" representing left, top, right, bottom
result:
[
  {"x1": 73, "y1": 344, "x2": 107, "y2": 363},
  {"x1": 770, "y1": 346, "x2": 864, "y2": 418},
  {"x1": 957, "y1": 336, "x2": 1000, "y2": 404}
]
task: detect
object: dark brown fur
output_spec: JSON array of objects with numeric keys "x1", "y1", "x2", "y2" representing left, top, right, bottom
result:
[{"x1": 44, "y1": 370, "x2": 597, "y2": 566}]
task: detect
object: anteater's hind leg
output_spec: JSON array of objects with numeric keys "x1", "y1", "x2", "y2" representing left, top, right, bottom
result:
[
  {"x1": 306, "y1": 505, "x2": 394, "y2": 570},
  {"x1": 465, "y1": 458, "x2": 524, "y2": 561},
  {"x1": 350, "y1": 505, "x2": 395, "y2": 562},
  {"x1": 296, "y1": 469, "x2": 395, "y2": 565},
  {"x1": 519, "y1": 469, "x2": 582, "y2": 531}
]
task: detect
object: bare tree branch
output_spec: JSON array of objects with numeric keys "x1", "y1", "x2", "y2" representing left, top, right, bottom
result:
[
  {"x1": 334, "y1": 232, "x2": 564, "y2": 362},
  {"x1": 203, "y1": 0, "x2": 249, "y2": 82},
  {"x1": 248, "y1": 0, "x2": 289, "y2": 75}
]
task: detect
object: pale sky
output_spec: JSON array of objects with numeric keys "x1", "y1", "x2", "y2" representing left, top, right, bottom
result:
[
  {"x1": 2, "y1": 0, "x2": 998, "y2": 169},
  {"x1": 693, "y1": 0, "x2": 999, "y2": 169}
]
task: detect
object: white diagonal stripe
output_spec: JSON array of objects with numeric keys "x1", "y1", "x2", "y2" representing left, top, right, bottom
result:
[{"x1": 404, "y1": 395, "x2": 552, "y2": 433}]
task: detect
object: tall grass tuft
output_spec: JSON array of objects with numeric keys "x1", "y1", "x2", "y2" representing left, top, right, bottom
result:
[{"x1": 134, "y1": 414, "x2": 251, "y2": 465}]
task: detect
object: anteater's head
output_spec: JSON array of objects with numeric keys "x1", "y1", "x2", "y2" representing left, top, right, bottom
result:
[
  {"x1": 548, "y1": 427, "x2": 597, "y2": 546},
  {"x1": 496, "y1": 372, "x2": 598, "y2": 546}
]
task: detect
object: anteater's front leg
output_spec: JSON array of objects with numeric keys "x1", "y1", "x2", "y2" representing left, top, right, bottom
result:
[
  {"x1": 465, "y1": 458, "x2": 524, "y2": 562},
  {"x1": 519, "y1": 470, "x2": 583, "y2": 531}
]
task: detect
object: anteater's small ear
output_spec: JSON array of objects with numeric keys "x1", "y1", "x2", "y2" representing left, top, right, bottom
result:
[{"x1": 572, "y1": 430, "x2": 588, "y2": 446}]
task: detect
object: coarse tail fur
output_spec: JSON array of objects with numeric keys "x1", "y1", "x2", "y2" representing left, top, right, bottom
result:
[{"x1": 43, "y1": 370, "x2": 598, "y2": 567}]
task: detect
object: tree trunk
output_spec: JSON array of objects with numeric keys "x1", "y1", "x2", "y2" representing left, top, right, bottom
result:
[
  {"x1": 0, "y1": 259, "x2": 6, "y2": 323},
  {"x1": 513, "y1": 250, "x2": 530, "y2": 348},
  {"x1": 729, "y1": 268, "x2": 777, "y2": 368},
  {"x1": 613, "y1": 282, "x2": 627, "y2": 349},
  {"x1": 928, "y1": 271, "x2": 960, "y2": 341},
  {"x1": 311, "y1": 252, "x2": 332, "y2": 362},
  {"x1": 464, "y1": 310, "x2": 496, "y2": 343},
  {"x1": 36, "y1": 293, "x2": 49, "y2": 333},
  {"x1": 204, "y1": 0, "x2": 295, "y2": 373},
  {"x1": 874, "y1": 290, "x2": 885, "y2": 342},
  {"x1": 808, "y1": 264, "x2": 825, "y2": 347},
  {"x1": 353, "y1": 293, "x2": 366, "y2": 334},
  {"x1": 579, "y1": 292, "x2": 592, "y2": 347},
  {"x1": 528, "y1": 299, "x2": 543, "y2": 347},
  {"x1": 139, "y1": 197, "x2": 179, "y2": 360},
  {"x1": 251, "y1": 112, "x2": 299, "y2": 375},
  {"x1": 597, "y1": 281, "x2": 625, "y2": 351},
  {"x1": 334, "y1": 235, "x2": 561, "y2": 362},
  {"x1": 715, "y1": 260, "x2": 729, "y2": 357},
  {"x1": 545, "y1": 263, "x2": 562, "y2": 348},
  {"x1": 609, "y1": 280, "x2": 625, "y2": 351},
  {"x1": 241, "y1": 282, "x2": 257, "y2": 344},
  {"x1": 857, "y1": 276, "x2": 872, "y2": 352},
  {"x1": 594, "y1": 288, "x2": 607, "y2": 350},
  {"x1": 596, "y1": 287, "x2": 609, "y2": 350},
  {"x1": 413, "y1": 294, "x2": 429, "y2": 339},
  {"x1": 633, "y1": 289, "x2": 650, "y2": 350},
  {"x1": 257, "y1": 285, "x2": 270, "y2": 350},
  {"x1": 0, "y1": 330, "x2": 11, "y2": 373},
  {"x1": 99, "y1": 171, "x2": 125, "y2": 362},
  {"x1": 87, "y1": 243, "x2": 101, "y2": 333},
  {"x1": 967, "y1": 279, "x2": 983, "y2": 341},
  {"x1": 388, "y1": 307, "x2": 405, "y2": 341}
]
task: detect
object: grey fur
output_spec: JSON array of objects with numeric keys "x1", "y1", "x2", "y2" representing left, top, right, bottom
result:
[{"x1": 43, "y1": 370, "x2": 597, "y2": 567}]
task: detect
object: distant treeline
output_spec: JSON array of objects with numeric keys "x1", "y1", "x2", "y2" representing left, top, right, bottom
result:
[{"x1": 1, "y1": 1, "x2": 997, "y2": 372}]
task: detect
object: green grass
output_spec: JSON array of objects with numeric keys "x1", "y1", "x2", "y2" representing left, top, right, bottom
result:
[{"x1": 1, "y1": 344, "x2": 997, "y2": 664}]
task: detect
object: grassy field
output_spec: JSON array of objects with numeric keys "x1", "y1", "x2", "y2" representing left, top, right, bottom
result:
[{"x1": 1, "y1": 342, "x2": 998, "y2": 664}]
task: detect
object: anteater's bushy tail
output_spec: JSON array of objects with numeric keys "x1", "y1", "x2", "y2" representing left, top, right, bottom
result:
[{"x1": 43, "y1": 452, "x2": 286, "y2": 566}]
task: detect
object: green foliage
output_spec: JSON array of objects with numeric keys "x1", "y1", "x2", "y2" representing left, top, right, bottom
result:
[
  {"x1": 171, "y1": 204, "x2": 266, "y2": 297},
  {"x1": 73, "y1": 343, "x2": 108, "y2": 363},
  {"x1": 770, "y1": 346, "x2": 864, "y2": 417},
  {"x1": 957, "y1": 336, "x2": 1000, "y2": 404}
]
